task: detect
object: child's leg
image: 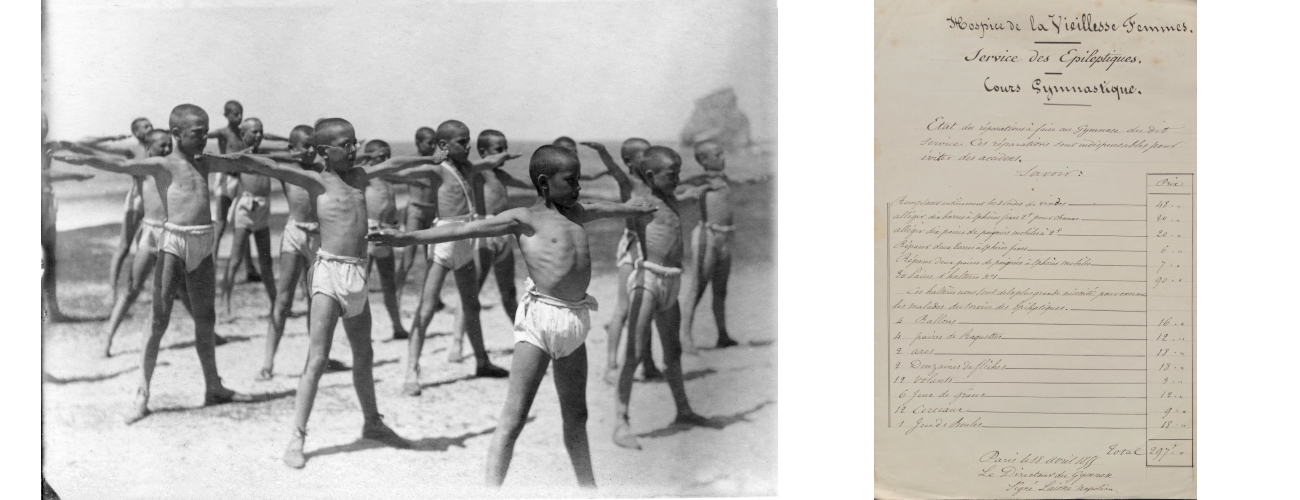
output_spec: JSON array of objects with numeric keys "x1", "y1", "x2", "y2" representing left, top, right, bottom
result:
[
  {"x1": 211, "y1": 195, "x2": 233, "y2": 267},
  {"x1": 372, "y1": 252, "x2": 408, "y2": 339},
  {"x1": 253, "y1": 229, "x2": 277, "y2": 309},
  {"x1": 103, "y1": 247, "x2": 159, "y2": 357},
  {"x1": 613, "y1": 287, "x2": 655, "y2": 449},
  {"x1": 126, "y1": 251, "x2": 184, "y2": 425},
  {"x1": 680, "y1": 227, "x2": 718, "y2": 353},
  {"x1": 448, "y1": 256, "x2": 493, "y2": 363},
  {"x1": 284, "y1": 292, "x2": 342, "y2": 468},
  {"x1": 655, "y1": 303, "x2": 705, "y2": 423},
  {"x1": 42, "y1": 224, "x2": 66, "y2": 321},
  {"x1": 551, "y1": 345, "x2": 595, "y2": 488},
  {"x1": 342, "y1": 303, "x2": 409, "y2": 448},
  {"x1": 110, "y1": 202, "x2": 143, "y2": 304},
  {"x1": 221, "y1": 227, "x2": 252, "y2": 315},
  {"x1": 403, "y1": 262, "x2": 450, "y2": 395},
  {"x1": 485, "y1": 342, "x2": 551, "y2": 487},
  {"x1": 395, "y1": 209, "x2": 426, "y2": 288},
  {"x1": 453, "y1": 265, "x2": 508, "y2": 377},
  {"x1": 711, "y1": 251, "x2": 736, "y2": 347},
  {"x1": 602, "y1": 264, "x2": 634, "y2": 378},
  {"x1": 262, "y1": 253, "x2": 304, "y2": 378},
  {"x1": 186, "y1": 257, "x2": 244, "y2": 401},
  {"x1": 493, "y1": 251, "x2": 519, "y2": 324}
]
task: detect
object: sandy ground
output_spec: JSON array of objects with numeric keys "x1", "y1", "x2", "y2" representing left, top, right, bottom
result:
[{"x1": 41, "y1": 184, "x2": 777, "y2": 499}]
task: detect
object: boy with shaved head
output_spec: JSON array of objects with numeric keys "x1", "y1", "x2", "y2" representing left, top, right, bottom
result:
[
  {"x1": 206, "y1": 100, "x2": 288, "y2": 283},
  {"x1": 256, "y1": 125, "x2": 348, "y2": 380},
  {"x1": 225, "y1": 118, "x2": 448, "y2": 468},
  {"x1": 368, "y1": 145, "x2": 656, "y2": 488},
  {"x1": 444, "y1": 129, "x2": 534, "y2": 362},
  {"x1": 78, "y1": 117, "x2": 154, "y2": 302},
  {"x1": 388, "y1": 119, "x2": 520, "y2": 395},
  {"x1": 612, "y1": 145, "x2": 717, "y2": 449},
  {"x1": 580, "y1": 139, "x2": 664, "y2": 383},
  {"x1": 361, "y1": 139, "x2": 410, "y2": 340},
  {"x1": 51, "y1": 104, "x2": 258, "y2": 423},
  {"x1": 219, "y1": 117, "x2": 280, "y2": 315},
  {"x1": 394, "y1": 126, "x2": 440, "y2": 293},
  {"x1": 42, "y1": 114, "x2": 96, "y2": 322},
  {"x1": 678, "y1": 140, "x2": 746, "y2": 350}
]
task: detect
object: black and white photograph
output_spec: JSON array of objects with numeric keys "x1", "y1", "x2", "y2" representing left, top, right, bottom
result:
[{"x1": 39, "y1": 0, "x2": 776, "y2": 497}]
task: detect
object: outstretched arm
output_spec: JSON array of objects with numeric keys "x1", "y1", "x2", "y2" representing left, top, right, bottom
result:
[
  {"x1": 468, "y1": 152, "x2": 522, "y2": 175},
  {"x1": 48, "y1": 153, "x2": 164, "y2": 177},
  {"x1": 578, "y1": 199, "x2": 656, "y2": 223},
  {"x1": 494, "y1": 170, "x2": 534, "y2": 190},
  {"x1": 362, "y1": 149, "x2": 450, "y2": 179},
  {"x1": 212, "y1": 153, "x2": 324, "y2": 193},
  {"x1": 262, "y1": 133, "x2": 290, "y2": 142},
  {"x1": 369, "y1": 209, "x2": 527, "y2": 247},
  {"x1": 47, "y1": 172, "x2": 95, "y2": 182},
  {"x1": 80, "y1": 134, "x2": 132, "y2": 145},
  {"x1": 674, "y1": 182, "x2": 715, "y2": 200},
  {"x1": 581, "y1": 142, "x2": 636, "y2": 197}
]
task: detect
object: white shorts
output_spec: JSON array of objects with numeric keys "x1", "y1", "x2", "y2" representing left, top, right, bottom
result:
[
  {"x1": 232, "y1": 193, "x2": 271, "y2": 231},
  {"x1": 626, "y1": 261, "x2": 682, "y2": 313},
  {"x1": 691, "y1": 222, "x2": 735, "y2": 259},
  {"x1": 160, "y1": 223, "x2": 216, "y2": 273},
  {"x1": 280, "y1": 218, "x2": 320, "y2": 261},
  {"x1": 616, "y1": 229, "x2": 640, "y2": 268},
  {"x1": 513, "y1": 278, "x2": 599, "y2": 360},
  {"x1": 311, "y1": 249, "x2": 369, "y2": 318},
  {"x1": 428, "y1": 218, "x2": 476, "y2": 270},
  {"x1": 138, "y1": 218, "x2": 165, "y2": 255}
]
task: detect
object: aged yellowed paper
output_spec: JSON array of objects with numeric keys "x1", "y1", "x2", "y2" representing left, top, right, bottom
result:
[{"x1": 875, "y1": 1, "x2": 1195, "y2": 497}]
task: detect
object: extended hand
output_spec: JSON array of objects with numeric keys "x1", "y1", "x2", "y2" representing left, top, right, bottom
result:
[
  {"x1": 579, "y1": 141, "x2": 607, "y2": 152},
  {"x1": 429, "y1": 146, "x2": 449, "y2": 164},
  {"x1": 49, "y1": 152, "x2": 89, "y2": 164},
  {"x1": 366, "y1": 228, "x2": 406, "y2": 247}
]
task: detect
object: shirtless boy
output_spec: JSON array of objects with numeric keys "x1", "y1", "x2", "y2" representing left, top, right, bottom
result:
[
  {"x1": 206, "y1": 100, "x2": 287, "y2": 282},
  {"x1": 42, "y1": 114, "x2": 96, "y2": 322},
  {"x1": 391, "y1": 120, "x2": 520, "y2": 395},
  {"x1": 444, "y1": 129, "x2": 534, "y2": 363},
  {"x1": 580, "y1": 139, "x2": 663, "y2": 383},
  {"x1": 613, "y1": 146, "x2": 714, "y2": 450},
  {"x1": 220, "y1": 118, "x2": 279, "y2": 314},
  {"x1": 678, "y1": 141, "x2": 742, "y2": 350},
  {"x1": 78, "y1": 117, "x2": 154, "y2": 302},
  {"x1": 101, "y1": 130, "x2": 195, "y2": 357},
  {"x1": 368, "y1": 145, "x2": 655, "y2": 488},
  {"x1": 51, "y1": 104, "x2": 255, "y2": 424},
  {"x1": 394, "y1": 126, "x2": 439, "y2": 293},
  {"x1": 360, "y1": 140, "x2": 410, "y2": 340},
  {"x1": 226, "y1": 118, "x2": 444, "y2": 468},
  {"x1": 256, "y1": 125, "x2": 348, "y2": 380}
]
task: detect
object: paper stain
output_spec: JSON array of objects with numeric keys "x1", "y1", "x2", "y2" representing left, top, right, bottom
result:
[{"x1": 875, "y1": 205, "x2": 887, "y2": 243}]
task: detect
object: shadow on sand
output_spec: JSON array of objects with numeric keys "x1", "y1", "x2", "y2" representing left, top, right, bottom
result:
[
  {"x1": 636, "y1": 400, "x2": 774, "y2": 439},
  {"x1": 144, "y1": 388, "x2": 300, "y2": 418},
  {"x1": 306, "y1": 420, "x2": 523, "y2": 460},
  {"x1": 43, "y1": 363, "x2": 160, "y2": 385},
  {"x1": 419, "y1": 373, "x2": 477, "y2": 391}
]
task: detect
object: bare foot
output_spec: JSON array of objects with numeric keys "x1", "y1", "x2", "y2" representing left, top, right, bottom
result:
[
  {"x1": 475, "y1": 363, "x2": 509, "y2": 378},
  {"x1": 673, "y1": 412, "x2": 711, "y2": 427},
  {"x1": 283, "y1": 428, "x2": 306, "y2": 469},
  {"x1": 681, "y1": 336, "x2": 700, "y2": 356},
  {"x1": 255, "y1": 368, "x2": 273, "y2": 382},
  {"x1": 204, "y1": 387, "x2": 255, "y2": 405},
  {"x1": 447, "y1": 339, "x2": 464, "y2": 363},
  {"x1": 124, "y1": 390, "x2": 150, "y2": 425},
  {"x1": 362, "y1": 416, "x2": 411, "y2": 449},
  {"x1": 100, "y1": 339, "x2": 114, "y2": 359},
  {"x1": 401, "y1": 381, "x2": 422, "y2": 397},
  {"x1": 613, "y1": 423, "x2": 641, "y2": 450},
  {"x1": 391, "y1": 329, "x2": 409, "y2": 341},
  {"x1": 325, "y1": 359, "x2": 350, "y2": 372},
  {"x1": 715, "y1": 336, "x2": 739, "y2": 349}
]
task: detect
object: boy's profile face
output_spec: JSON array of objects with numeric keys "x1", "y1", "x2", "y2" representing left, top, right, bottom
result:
[
  {"x1": 240, "y1": 122, "x2": 264, "y2": 149},
  {"x1": 317, "y1": 132, "x2": 358, "y2": 171},
  {"x1": 146, "y1": 137, "x2": 173, "y2": 157},
  {"x1": 694, "y1": 143, "x2": 725, "y2": 171},
  {"x1": 441, "y1": 129, "x2": 472, "y2": 163},
  {"x1": 416, "y1": 133, "x2": 437, "y2": 156},
  {"x1": 643, "y1": 156, "x2": 682, "y2": 194},
  {"x1": 290, "y1": 139, "x2": 317, "y2": 166},
  {"x1": 366, "y1": 147, "x2": 392, "y2": 165},
  {"x1": 174, "y1": 116, "x2": 210, "y2": 155},
  {"x1": 478, "y1": 136, "x2": 507, "y2": 158},
  {"x1": 544, "y1": 161, "x2": 582, "y2": 208}
]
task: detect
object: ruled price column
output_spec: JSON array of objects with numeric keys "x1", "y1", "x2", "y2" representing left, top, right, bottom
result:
[{"x1": 1145, "y1": 173, "x2": 1194, "y2": 467}]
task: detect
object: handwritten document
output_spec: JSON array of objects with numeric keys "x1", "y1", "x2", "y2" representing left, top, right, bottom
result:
[{"x1": 874, "y1": 1, "x2": 1195, "y2": 497}]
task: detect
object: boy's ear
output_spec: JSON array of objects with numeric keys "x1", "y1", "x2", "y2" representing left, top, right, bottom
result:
[{"x1": 536, "y1": 174, "x2": 550, "y2": 194}]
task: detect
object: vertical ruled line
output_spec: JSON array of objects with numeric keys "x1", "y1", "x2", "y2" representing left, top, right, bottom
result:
[
  {"x1": 1145, "y1": 188, "x2": 1149, "y2": 458},
  {"x1": 887, "y1": 202, "x2": 891, "y2": 428}
]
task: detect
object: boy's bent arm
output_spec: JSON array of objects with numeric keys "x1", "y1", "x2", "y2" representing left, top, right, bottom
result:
[
  {"x1": 369, "y1": 210, "x2": 526, "y2": 246},
  {"x1": 579, "y1": 142, "x2": 632, "y2": 193}
]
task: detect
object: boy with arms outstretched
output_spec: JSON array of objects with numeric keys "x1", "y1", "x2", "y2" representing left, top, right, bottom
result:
[
  {"x1": 51, "y1": 104, "x2": 256, "y2": 424},
  {"x1": 394, "y1": 126, "x2": 440, "y2": 293},
  {"x1": 361, "y1": 139, "x2": 410, "y2": 340},
  {"x1": 256, "y1": 125, "x2": 349, "y2": 380},
  {"x1": 78, "y1": 117, "x2": 154, "y2": 302},
  {"x1": 228, "y1": 118, "x2": 445, "y2": 469},
  {"x1": 678, "y1": 141, "x2": 747, "y2": 350},
  {"x1": 444, "y1": 129, "x2": 533, "y2": 363},
  {"x1": 369, "y1": 145, "x2": 655, "y2": 488},
  {"x1": 581, "y1": 139, "x2": 664, "y2": 383},
  {"x1": 206, "y1": 100, "x2": 288, "y2": 282},
  {"x1": 391, "y1": 120, "x2": 519, "y2": 395},
  {"x1": 220, "y1": 117, "x2": 280, "y2": 315},
  {"x1": 42, "y1": 114, "x2": 96, "y2": 322},
  {"x1": 613, "y1": 146, "x2": 715, "y2": 450}
]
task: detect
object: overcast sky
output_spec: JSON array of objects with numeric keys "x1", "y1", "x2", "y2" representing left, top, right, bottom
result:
[{"x1": 42, "y1": 0, "x2": 775, "y2": 143}]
